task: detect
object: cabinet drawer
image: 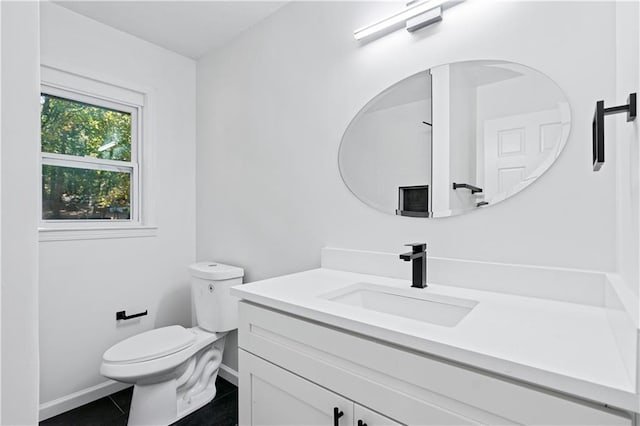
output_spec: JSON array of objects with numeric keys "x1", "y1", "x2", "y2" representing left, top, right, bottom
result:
[{"x1": 238, "y1": 302, "x2": 632, "y2": 426}]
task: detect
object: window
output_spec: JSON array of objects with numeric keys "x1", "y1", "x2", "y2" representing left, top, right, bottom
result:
[{"x1": 40, "y1": 86, "x2": 140, "y2": 224}]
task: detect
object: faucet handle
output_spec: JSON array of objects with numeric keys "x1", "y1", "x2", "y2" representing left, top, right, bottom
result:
[{"x1": 404, "y1": 242, "x2": 426, "y2": 253}]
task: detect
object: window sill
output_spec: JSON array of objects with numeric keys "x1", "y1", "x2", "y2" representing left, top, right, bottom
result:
[{"x1": 38, "y1": 225, "x2": 158, "y2": 242}]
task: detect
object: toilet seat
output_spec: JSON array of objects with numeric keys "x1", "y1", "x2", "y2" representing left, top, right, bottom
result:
[
  {"x1": 104, "y1": 325, "x2": 196, "y2": 364},
  {"x1": 100, "y1": 327, "x2": 224, "y2": 384}
]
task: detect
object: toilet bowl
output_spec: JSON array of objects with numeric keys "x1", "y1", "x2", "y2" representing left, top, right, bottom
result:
[{"x1": 100, "y1": 262, "x2": 243, "y2": 426}]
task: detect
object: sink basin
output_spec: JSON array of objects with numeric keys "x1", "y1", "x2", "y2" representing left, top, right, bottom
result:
[{"x1": 322, "y1": 283, "x2": 477, "y2": 327}]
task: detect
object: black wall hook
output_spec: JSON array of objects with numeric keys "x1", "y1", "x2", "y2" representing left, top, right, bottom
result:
[{"x1": 593, "y1": 92, "x2": 636, "y2": 171}]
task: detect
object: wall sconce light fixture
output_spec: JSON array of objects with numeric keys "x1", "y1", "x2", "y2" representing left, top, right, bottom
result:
[{"x1": 353, "y1": 0, "x2": 450, "y2": 41}]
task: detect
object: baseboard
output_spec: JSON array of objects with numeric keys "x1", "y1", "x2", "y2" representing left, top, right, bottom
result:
[
  {"x1": 218, "y1": 363, "x2": 238, "y2": 386},
  {"x1": 39, "y1": 380, "x2": 130, "y2": 421}
]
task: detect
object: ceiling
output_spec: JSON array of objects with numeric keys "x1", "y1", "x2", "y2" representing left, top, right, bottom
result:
[{"x1": 55, "y1": 1, "x2": 287, "y2": 59}]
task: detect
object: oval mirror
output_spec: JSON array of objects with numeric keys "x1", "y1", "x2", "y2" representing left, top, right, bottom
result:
[{"x1": 339, "y1": 60, "x2": 570, "y2": 218}]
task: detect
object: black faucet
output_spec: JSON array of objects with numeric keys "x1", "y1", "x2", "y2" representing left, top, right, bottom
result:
[{"x1": 399, "y1": 243, "x2": 427, "y2": 288}]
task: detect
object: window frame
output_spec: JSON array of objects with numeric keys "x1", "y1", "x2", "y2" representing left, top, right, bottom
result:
[{"x1": 37, "y1": 66, "x2": 155, "y2": 240}]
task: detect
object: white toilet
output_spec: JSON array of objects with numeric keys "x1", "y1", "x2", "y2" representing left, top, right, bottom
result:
[{"x1": 100, "y1": 262, "x2": 243, "y2": 426}]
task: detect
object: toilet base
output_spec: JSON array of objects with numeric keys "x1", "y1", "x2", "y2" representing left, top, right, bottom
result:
[{"x1": 127, "y1": 335, "x2": 226, "y2": 426}]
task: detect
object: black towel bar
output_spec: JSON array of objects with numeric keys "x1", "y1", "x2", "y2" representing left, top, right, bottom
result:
[
  {"x1": 452, "y1": 182, "x2": 483, "y2": 194},
  {"x1": 116, "y1": 310, "x2": 148, "y2": 321}
]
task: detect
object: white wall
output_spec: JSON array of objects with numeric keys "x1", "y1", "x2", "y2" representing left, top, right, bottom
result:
[
  {"x1": 431, "y1": 64, "x2": 452, "y2": 216},
  {"x1": 615, "y1": 1, "x2": 640, "y2": 319},
  {"x1": 38, "y1": 3, "x2": 196, "y2": 415},
  {"x1": 1, "y1": 1, "x2": 41, "y2": 424},
  {"x1": 448, "y1": 65, "x2": 477, "y2": 212},
  {"x1": 1, "y1": 3, "x2": 3, "y2": 419},
  {"x1": 613, "y1": 0, "x2": 640, "y2": 388},
  {"x1": 476, "y1": 72, "x2": 565, "y2": 122},
  {"x1": 197, "y1": 1, "x2": 620, "y2": 370}
]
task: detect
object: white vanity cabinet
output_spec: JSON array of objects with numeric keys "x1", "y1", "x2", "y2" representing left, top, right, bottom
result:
[
  {"x1": 237, "y1": 301, "x2": 633, "y2": 426},
  {"x1": 240, "y1": 349, "x2": 402, "y2": 426}
]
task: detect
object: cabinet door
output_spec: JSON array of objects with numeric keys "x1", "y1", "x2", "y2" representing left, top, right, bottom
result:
[
  {"x1": 354, "y1": 405, "x2": 403, "y2": 426},
  {"x1": 239, "y1": 349, "x2": 354, "y2": 426}
]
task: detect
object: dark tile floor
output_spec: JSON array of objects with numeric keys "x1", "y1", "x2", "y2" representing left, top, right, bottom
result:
[{"x1": 40, "y1": 377, "x2": 238, "y2": 426}]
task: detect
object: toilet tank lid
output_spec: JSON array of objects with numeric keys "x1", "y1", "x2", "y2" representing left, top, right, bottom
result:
[
  {"x1": 189, "y1": 262, "x2": 244, "y2": 280},
  {"x1": 103, "y1": 325, "x2": 196, "y2": 364}
]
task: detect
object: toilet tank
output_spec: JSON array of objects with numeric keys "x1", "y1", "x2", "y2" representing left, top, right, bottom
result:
[{"x1": 190, "y1": 262, "x2": 244, "y2": 332}]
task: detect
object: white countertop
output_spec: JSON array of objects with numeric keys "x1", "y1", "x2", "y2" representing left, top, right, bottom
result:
[{"x1": 231, "y1": 268, "x2": 638, "y2": 412}]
